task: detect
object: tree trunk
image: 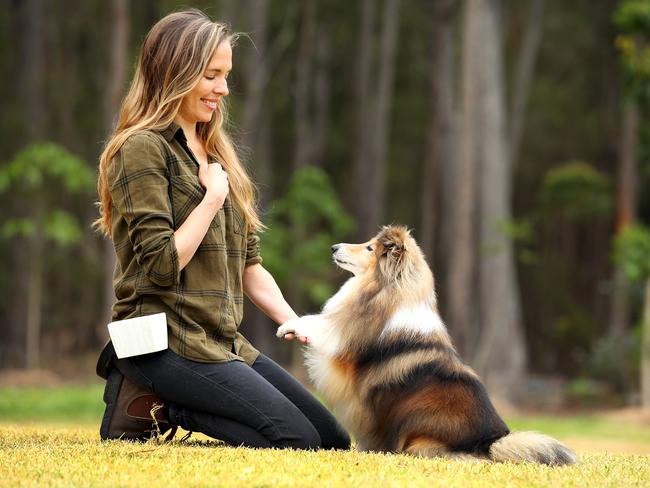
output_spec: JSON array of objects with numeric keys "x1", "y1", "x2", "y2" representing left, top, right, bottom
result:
[
  {"x1": 26, "y1": 0, "x2": 45, "y2": 140},
  {"x1": 351, "y1": 0, "x2": 376, "y2": 240},
  {"x1": 642, "y1": 277, "x2": 650, "y2": 409},
  {"x1": 100, "y1": 0, "x2": 130, "y2": 341},
  {"x1": 22, "y1": 0, "x2": 46, "y2": 368},
  {"x1": 293, "y1": 0, "x2": 317, "y2": 169},
  {"x1": 609, "y1": 103, "x2": 639, "y2": 335},
  {"x1": 420, "y1": 0, "x2": 456, "y2": 267},
  {"x1": 26, "y1": 220, "x2": 44, "y2": 369},
  {"x1": 352, "y1": 0, "x2": 401, "y2": 240},
  {"x1": 312, "y1": 24, "x2": 331, "y2": 168},
  {"x1": 447, "y1": 0, "x2": 482, "y2": 357},
  {"x1": 239, "y1": 0, "x2": 276, "y2": 357},
  {"x1": 472, "y1": 0, "x2": 526, "y2": 402},
  {"x1": 508, "y1": 0, "x2": 545, "y2": 169}
]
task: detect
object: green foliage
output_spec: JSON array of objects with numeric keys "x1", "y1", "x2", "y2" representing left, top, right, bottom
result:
[
  {"x1": 0, "y1": 142, "x2": 94, "y2": 193},
  {"x1": 581, "y1": 331, "x2": 640, "y2": 392},
  {"x1": 614, "y1": 1, "x2": 650, "y2": 101},
  {"x1": 614, "y1": 1, "x2": 650, "y2": 35},
  {"x1": 0, "y1": 218, "x2": 36, "y2": 239},
  {"x1": 0, "y1": 142, "x2": 93, "y2": 247},
  {"x1": 539, "y1": 161, "x2": 613, "y2": 220},
  {"x1": 613, "y1": 224, "x2": 650, "y2": 283},
  {"x1": 262, "y1": 167, "x2": 355, "y2": 307},
  {"x1": 495, "y1": 218, "x2": 538, "y2": 264},
  {"x1": 43, "y1": 211, "x2": 84, "y2": 246}
]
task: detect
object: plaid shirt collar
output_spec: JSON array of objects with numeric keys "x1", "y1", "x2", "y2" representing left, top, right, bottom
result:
[{"x1": 157, "y1": 121, "x2": 185, "y2": 143}]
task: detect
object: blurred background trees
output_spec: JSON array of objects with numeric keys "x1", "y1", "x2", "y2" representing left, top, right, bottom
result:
[{"x1": 2, "y1": 0, "x2": 650, "y2": 407}]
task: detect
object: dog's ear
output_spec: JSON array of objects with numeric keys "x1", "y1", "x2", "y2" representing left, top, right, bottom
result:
[{"x1": 377, "y1": 226, "x2": 408, "y2": 261}]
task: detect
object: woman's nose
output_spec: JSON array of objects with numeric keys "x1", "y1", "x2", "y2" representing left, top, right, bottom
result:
[{"x1": 214, "y1": 79, "x2": 228, "y2": 97}]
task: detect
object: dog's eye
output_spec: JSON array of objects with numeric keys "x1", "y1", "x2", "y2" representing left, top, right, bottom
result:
[{"x1": 366, "y1": 245, "x2": 373, "y2": 251}]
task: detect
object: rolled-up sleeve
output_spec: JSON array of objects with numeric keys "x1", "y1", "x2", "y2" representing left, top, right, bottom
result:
[
  {"x1": 245, "y1": 233, "x2": 263, "y2": 265},
  {"x1": 109, "y1": 133, "x2": 180, "y2": 287}
]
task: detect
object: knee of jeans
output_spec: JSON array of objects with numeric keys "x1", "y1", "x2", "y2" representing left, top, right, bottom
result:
[
  {"x1": 326, "y1": 430, "x2": 351, "y2": 450},
  {"x1": 282, "y1": 423, "x2": 321, "y2": 450}
]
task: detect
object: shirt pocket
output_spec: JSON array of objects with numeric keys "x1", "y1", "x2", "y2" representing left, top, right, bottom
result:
[{"x1": 168, "y1": 175, "x2": 221, "y2": 232}]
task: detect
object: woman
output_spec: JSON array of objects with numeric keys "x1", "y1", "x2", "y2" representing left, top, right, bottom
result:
[{"x1": 94, "y1": 9, "x2": 350, "y2": 450}]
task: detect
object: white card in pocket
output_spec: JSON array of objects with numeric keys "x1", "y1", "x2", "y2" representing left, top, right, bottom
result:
[{"x1": 107, "y1": 313, "x2": 168, "y2": 359}]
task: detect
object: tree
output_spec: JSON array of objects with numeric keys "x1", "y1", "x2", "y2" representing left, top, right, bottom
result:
[
  {"x1": 100, "y1": 0, "x2": 131, "y2": 339},
  {"x1": 419, "y1": 0, "x2": 457, "y2": 268},
  {"x1": 614, "y1": 225, "x2": 650, "y2": 408},
  {"x1": 261, "y1": 167, "x2": 355, "y2": 370},
  {"x1": 351, "y1": 0, "x2": 401, "y2": 240},
  {"x1": 448, "y1": 0, "x2": 482, "y2": 358},
  {"x1": 0, "y1": 143, "x2": 94, "y2": 368},
  {"x1": 609, "y1": 0, "x2": 650, "y2": 401}
]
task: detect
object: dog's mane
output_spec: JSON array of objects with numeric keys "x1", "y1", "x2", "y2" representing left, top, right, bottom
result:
[{"x1": 325, "y1": 226, "x2": 437, "y2": 355}]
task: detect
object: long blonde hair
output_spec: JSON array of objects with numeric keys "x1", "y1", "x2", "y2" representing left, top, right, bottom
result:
[{"x1": 94, "y1": 9, "x2": 262, "y2": 237}]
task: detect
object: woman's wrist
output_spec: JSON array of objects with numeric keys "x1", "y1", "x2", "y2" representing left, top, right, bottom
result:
[
  {"x1": 202, "y1": 191, "x2": 225, "y2": 209},
  {"x1": 276, "y1": 311, "x2": 299, "y2": 325}
]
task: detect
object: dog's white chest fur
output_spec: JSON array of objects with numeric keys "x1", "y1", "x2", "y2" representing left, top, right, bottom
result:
[{"x1": 381, "y1": 300, "x2": 446, "y2": 338}]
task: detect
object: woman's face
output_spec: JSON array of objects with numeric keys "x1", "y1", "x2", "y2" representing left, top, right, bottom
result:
[{"x1": 177, "y1": 41, "x2": 232, "y2": 125}]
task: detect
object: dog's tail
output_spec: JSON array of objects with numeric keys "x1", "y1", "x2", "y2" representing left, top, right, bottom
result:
[{"x1": 488, "y1": 431, "x2": 577, "y2": 465}]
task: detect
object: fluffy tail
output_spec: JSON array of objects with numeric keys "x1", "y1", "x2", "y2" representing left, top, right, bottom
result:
[{"x1": 488, "y1": 431, "x2": 578, "y2": 466}]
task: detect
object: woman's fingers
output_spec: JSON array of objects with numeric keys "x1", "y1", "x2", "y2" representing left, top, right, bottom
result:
[{"x1": 283, "y1": 333, "x2": 310, "y2": 344}]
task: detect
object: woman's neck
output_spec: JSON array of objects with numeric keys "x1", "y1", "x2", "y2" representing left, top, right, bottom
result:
[{"x1": 173, "y1": 114, "x2": 198, "y2": 145}]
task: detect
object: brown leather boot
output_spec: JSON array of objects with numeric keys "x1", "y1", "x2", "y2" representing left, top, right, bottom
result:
[{"x1": 100, "y1": 369, "x2": 177, "y2": 441}]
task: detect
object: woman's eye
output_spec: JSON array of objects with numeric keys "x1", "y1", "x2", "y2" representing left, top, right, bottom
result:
[
  {"x1": 205, "y1": 76, "x2": 215, "y2": 80},
  {"x1": 366, "y1": 245, "x2": 373, "y2": 251}
]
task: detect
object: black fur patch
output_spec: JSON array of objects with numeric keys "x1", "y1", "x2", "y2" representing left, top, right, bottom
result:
[
  {"x1": 355, "y1": 339, "x2": 447, "y2": 370},
  {"x1": 367, "y1": 359, "x2": 509, "y2": 454}
]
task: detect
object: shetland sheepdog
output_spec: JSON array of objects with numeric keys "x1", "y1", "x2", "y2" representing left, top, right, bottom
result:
[{"x1": 276, "y1": 225, "x2": 577, "y2": 465}]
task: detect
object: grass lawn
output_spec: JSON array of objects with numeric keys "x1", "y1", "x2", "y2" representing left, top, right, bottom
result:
[{"x1": 1, "y1": 383, "x2": 650, "y2": 487}]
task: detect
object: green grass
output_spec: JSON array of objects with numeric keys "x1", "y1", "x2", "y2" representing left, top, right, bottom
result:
[
  {"x1": 1, "y1": 425, "x2": 649, "y2": 487},
  {"x1": 1, "y1": 385, "x2": 650, "y2": 486},
  {"x1": 508, "y1": 415, "x2": 650, "y2": 445},
  {"x1": 0, "y1": 383, "x2": 105, "y2": 423}
]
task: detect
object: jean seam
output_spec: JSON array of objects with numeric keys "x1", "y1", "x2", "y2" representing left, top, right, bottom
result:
[{"x1": 158, "y1": 354, "x2": 290, "y2": 442}]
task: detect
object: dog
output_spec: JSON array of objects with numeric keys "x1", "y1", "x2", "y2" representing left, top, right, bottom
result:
[{"x1": 276, "y1": 225, "x2": 577, "y2": 465}]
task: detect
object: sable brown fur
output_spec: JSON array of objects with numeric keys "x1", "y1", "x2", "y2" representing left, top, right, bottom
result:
[{"x1": 276, "y1": 225, "x2": 577, "y2": 465}]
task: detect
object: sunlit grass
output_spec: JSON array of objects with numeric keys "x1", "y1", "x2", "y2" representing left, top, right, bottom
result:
[
  {"x1": 1, "y1": 424, "x2": 649, "y2": 488},
  {"x1": 2, "y1": 384, "x2": 650, "y2": 486}
]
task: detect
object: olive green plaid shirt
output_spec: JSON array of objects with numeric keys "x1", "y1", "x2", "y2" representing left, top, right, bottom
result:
[{"x1": 107, "y1": 121, "x2": 261, "y2": 364}]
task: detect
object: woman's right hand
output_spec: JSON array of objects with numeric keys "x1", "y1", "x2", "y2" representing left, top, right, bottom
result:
[{"x1": 198, "y1": 161, "x2": 229, "y2": 207}]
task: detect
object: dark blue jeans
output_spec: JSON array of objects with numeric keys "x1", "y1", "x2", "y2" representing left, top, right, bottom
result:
[{"x1": 115, "y1": 349, "x2": 350, "y2": 450}]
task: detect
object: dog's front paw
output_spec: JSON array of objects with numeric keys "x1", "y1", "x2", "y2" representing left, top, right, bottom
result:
[{"x1": 276, "y1": 321, "x2": 298, "y2": 339}]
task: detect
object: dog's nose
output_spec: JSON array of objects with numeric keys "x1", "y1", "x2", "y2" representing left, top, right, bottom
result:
[{"x1": 331, "y1": 244, "x2": 340, "y2": 253}]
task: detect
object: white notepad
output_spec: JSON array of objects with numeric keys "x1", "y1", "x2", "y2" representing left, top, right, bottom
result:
[{"x1": 107, "y1": 313, "x2": 168, "y2": 359}]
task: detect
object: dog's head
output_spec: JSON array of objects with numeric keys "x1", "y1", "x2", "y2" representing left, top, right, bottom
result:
[{"x1": 331, "y1": 225, "x2": 423, "y2": 283}]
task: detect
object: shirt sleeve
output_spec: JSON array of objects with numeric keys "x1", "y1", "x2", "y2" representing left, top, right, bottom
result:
[
  {"x1": 245, "y1": 233, "x2": 263, "y2": 266},
  {"x1": 108, "y1": 132, "x2": 180, "y2": 287}
]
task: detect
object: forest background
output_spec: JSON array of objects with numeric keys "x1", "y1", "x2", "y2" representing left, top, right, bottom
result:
[{"x1": 1, "y1": 0, "x2": 650, "y2": 411}]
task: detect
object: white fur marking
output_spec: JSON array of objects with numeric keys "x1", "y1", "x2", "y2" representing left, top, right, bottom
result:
[
  {"x1": 277, "y1": 315, "x2": 342, "y2": 357},
  {"x1": 322, "y1": 277, "x2": 356, "y2": 312},
  {"x1": 382, "y1": 302, "x2": 446, "y2": 337}
]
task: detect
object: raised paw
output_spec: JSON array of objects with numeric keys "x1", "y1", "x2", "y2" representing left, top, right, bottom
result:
[{"x1": 276, "y1": 322, "x2": 297, "y2": 339}]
